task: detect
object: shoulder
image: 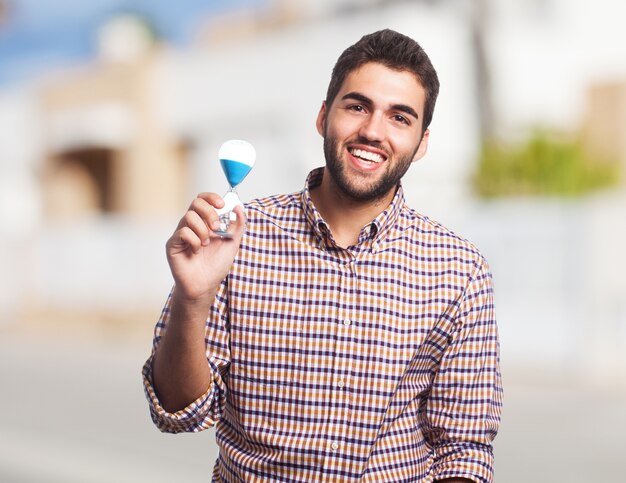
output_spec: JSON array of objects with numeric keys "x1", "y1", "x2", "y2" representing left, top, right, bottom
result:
[
  {"x1": 242, "y1": 191, "x2": 312, "y2": 242},
  {"x1": 399, "y1": 205, "x2": 489, "y2": 269},
  {"x1": 245, "y1": 191, "x2": 302, "y2": 220}
]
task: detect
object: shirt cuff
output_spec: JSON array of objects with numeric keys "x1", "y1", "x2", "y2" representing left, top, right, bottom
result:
[
  {"x1": 431, "y1": 442, "x2": 495, "y2": 483},
  {"x1": 141, "y1": 356, "x2": 217, "y2": 433}
]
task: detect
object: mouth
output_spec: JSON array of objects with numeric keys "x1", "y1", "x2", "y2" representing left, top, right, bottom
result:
[{"x1": 348, "y1": 146, "x2": 387, "y2": 165}]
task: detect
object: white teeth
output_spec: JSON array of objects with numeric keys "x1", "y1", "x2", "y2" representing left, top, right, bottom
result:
[{"x1": 350, "y1": 148, "x2": 384, "y2": 163}]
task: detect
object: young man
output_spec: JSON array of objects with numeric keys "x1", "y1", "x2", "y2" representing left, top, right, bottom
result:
[{"x1": 143, "y1": 29, "x2": 502, "y2": 482}]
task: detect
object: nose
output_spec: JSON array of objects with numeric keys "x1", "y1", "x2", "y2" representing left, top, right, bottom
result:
[{"x1": 359, "y1": 111, "x2": 385, "y2": 142}]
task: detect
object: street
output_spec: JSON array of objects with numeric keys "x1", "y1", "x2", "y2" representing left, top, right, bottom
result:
[{"x1": 1, "y1": 329, "x2": 624, "y2": 482}]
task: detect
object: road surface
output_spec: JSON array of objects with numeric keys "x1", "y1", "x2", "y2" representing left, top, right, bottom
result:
[{"x1": 1, "y1": 330, "x2": 624, "y2": 482}]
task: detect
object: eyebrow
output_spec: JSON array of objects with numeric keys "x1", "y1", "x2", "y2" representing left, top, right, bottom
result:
[{"x1": 341, "y1": 91, "x2": 420, "y2": 120}]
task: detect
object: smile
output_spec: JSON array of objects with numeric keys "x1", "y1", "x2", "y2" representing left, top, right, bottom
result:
[{"x1": 349, "y1": 147, "x2": 385, "y2": 164}]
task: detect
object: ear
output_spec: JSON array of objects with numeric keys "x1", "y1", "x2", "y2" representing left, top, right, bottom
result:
[
  {"x1": 316, "y1": 101, "x2": 327, "y2": 137},
  {"x1": 412, "y1": 128, "x2": 430, "y2": 163}
]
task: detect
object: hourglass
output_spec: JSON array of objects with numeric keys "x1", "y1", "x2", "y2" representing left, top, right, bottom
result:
[{"x1": 214, "y1": 139, "x2": 256, "y2": 237}]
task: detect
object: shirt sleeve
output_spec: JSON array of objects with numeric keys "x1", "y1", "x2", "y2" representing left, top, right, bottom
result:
[
  {"x1": 425, "y1": 257, "x2": 503, "y2": 483},
  {"x1": 141, "y1": 282, "x2": 231, "y2": 433}
]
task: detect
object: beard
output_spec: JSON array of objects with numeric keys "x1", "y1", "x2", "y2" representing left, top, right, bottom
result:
[{"x1": 323, "y1": 134, "x2": 418, "y2": 203}]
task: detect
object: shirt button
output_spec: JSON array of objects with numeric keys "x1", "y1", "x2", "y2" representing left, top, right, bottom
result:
[
  {"x1": 331, "y1": 442, "x2": 339, "y2": 451},
  {"x1": 343, "y1": 318, "x2": 351, "y2": 326},
  {"x1": 337, "y1": 380, "x2": 345, "y2": 389}
]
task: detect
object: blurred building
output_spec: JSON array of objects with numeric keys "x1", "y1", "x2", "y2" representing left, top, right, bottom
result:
[
  {"x1": 0, "y1": 0, "x2": 625, "y2": 380},
  {"x1": 40, "y1": 14, "x2": 186, "y2": 220},
  {"x1": 582, "y1": 80, "x2": 626, "y2": 172},
  {"x1": 0, "y1": 0, "x2": 479, "y2": 327}
]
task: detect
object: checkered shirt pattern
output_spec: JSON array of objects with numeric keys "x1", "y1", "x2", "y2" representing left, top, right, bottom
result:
[{"x1": 143, "y1": 167, "x2": 502, "y2": 482}]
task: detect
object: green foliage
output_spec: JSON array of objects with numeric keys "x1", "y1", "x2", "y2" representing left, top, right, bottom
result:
[{"x1": 474, "y1": 131, "x2": 620, "y2": 198}]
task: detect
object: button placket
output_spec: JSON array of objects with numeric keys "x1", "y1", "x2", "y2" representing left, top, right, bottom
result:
[{"x1": 327, "y1": 255, "x2": 358, "y2": 462}]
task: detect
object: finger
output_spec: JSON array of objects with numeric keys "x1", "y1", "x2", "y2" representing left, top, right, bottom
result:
[
  {"x1": 195, "y1": 192, "x2": 225, "y2": 209},
  {"x1": 188, "y1": 197, "x2": 223, "y2": 232},
  {"x1": 230, "y1": 205, "x2": 247, "y2": 237},
  {"x1": 181, "y1": 209, "x2": 211, "y2": 243},
  {"x1": 170, "y1": 226, "x2": 202, "y2": 254}
]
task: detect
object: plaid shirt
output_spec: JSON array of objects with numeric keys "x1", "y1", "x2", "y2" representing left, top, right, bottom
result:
[{"x1": 143, "y1": 168, "x2": 502, "y2": 482}]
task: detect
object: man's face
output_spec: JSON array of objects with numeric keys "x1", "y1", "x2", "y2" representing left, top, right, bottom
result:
[{"x1": 317, "y1": 62, "x2": 429, "y2": 203}]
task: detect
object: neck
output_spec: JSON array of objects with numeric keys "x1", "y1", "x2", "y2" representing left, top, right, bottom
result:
[{"x1": 310, "y1": 169, "x2": 395, "y2": 248}]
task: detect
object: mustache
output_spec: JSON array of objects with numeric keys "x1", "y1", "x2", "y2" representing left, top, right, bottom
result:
[{"x1": 347, "y1": 137, "x2": 388, "y2": 153}]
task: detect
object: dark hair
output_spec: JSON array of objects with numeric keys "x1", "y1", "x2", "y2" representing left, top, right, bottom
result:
[{"x1": 325, "y1": 29, "x2": 440, "y2": 133}]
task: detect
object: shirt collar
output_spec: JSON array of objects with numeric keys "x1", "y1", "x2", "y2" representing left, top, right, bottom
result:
[
  {"x1": 301, "y1": 167, "x2": 405, "y2": 247},
  {"x1": 302, "y1": 168, "x2": 329, "y2": 243}
]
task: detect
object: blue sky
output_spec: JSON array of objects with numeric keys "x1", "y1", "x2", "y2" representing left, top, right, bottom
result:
[{"x1": 0, "y1": 0, "x2": 265, "y2": 86}]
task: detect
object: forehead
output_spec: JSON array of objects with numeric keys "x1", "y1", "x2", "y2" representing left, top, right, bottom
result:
[{"x1": 336, "y1": 62, "x2": 426, "y2": 112}]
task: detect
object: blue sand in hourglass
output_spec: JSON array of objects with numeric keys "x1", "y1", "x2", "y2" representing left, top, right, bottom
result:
[{"x1": 220, "y1": 158, "x2": 252, "y2": 187}]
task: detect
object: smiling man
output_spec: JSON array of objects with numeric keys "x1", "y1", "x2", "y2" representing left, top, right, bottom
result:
[
  {"x1": 143, "y1": 29, "x2": 502, "y2": 482},
  {"x1": 312, "y1": 61, "x2": 431, "y2": 247}
]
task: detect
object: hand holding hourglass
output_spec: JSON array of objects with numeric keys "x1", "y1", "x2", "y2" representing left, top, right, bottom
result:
[{"x1": 214, "y1": 140, "x2": 256, "y2": 237}]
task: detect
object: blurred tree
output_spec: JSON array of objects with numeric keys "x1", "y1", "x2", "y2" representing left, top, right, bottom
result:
[
  {"x1": 474, "y1": 130, "x2": 620, "y2": 197},
  {"x1": 416, "y1": 0, "x2": 496, "y2": 141},
  {"x1": 468, "y1": 0, "x2": 622, "y2": 197},
  {"x1": 469, "y1": 0, "x2": 495, "y2": 142}
]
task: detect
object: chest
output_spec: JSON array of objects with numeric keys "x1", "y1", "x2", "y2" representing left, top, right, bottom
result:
[{"x1": 227, "y1": 234, "x2": 470, "y2": 388}]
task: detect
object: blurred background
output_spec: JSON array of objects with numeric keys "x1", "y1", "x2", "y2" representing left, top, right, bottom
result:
[{"x1": 1, "y1": 0, "x2": 625, "y2": 481}]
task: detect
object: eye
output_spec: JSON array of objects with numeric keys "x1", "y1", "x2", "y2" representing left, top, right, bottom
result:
[
  {"x1": 392, "y1": 114, "x2": 410, "y2": 125},
  {"x1": 347, "y1": 104, "x2": 366, "y2": 113}
]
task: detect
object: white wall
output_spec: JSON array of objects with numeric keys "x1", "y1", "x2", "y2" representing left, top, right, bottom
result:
[
  {"x1": 160, "y1": 1, "x2": 479, "y2": 214},
  {"x1": 0, "y1": 88, "x2": 43, "y2": 238},
  {"x1": 490, "y1": 0, "x2": 626, "y2": 134}
]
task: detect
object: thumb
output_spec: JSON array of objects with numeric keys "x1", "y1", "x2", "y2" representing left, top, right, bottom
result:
[{"x1": 230, "y1": 205, "x2": 247, "y2": 239}]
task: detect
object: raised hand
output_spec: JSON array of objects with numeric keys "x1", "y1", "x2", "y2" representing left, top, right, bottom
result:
[{"x1": 166, "y1": 193, "x2": 246, "y2": 301}]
